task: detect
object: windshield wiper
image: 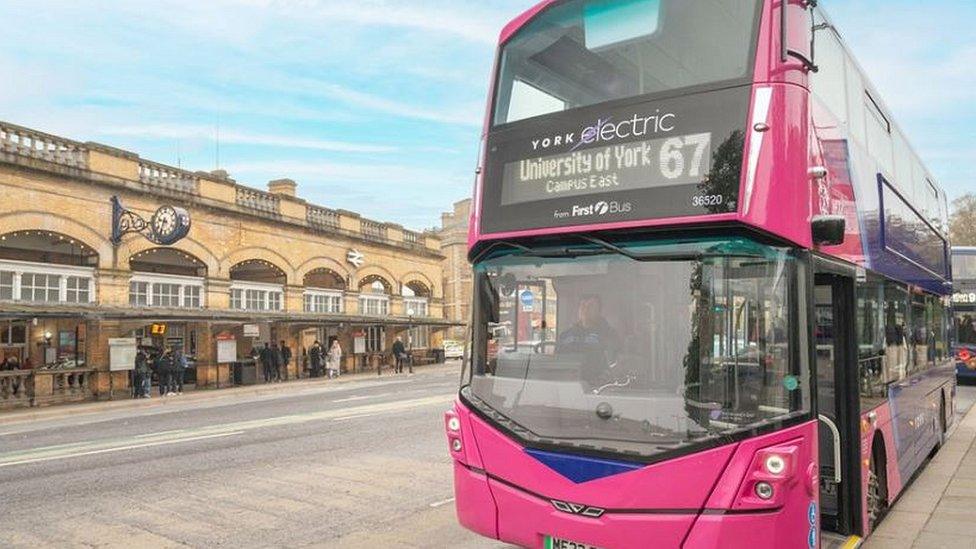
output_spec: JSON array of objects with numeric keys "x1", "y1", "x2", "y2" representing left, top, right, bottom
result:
[{"x1": 472, "y1": 240, "x2": 609, "y2": 263}]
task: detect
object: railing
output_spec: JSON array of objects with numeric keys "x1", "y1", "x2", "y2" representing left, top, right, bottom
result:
[
  {"x1": 139, "y1": 160, "x2": 198, "y2": 194},
  {"x1": 361, "y1": 219, "x2": 388, "y2": 241},
  {"x1": 50, "y1": 369, "x2": 92, "y2": 400},
  {"x1": 236, "y1": 187, "x2": 280, "y2": 214},
  {"x1": 0, "y1": 371, "x2": 31, "y2": 408},
  {"x1": 307, "y1": 205, "x2": 340, "y2": 229},
  {"x1": 403, "y1": 230, "x2": 421, "y2": 244},
  {"x1": 0, "y1": 122, "x2": 87, "y2": 168}
]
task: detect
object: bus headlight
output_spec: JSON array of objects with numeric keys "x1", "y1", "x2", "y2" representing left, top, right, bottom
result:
[
  {"x1": 755, "y1": 482, "x2": 774, "y2": 500},
  {"x1": 452, "y1": 438, "x2": 463, "y2": 452},
  {"x1": 764, "y1": 454, "x2": 787, "y2": 475},
  {"x1": 448, "y1": 416, "x2": 461, "y2": 432}
]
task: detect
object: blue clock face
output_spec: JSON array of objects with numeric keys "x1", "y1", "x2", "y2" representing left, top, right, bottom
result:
[{"x1": 151, "y1": 205, "x2": 191, "y2": 245}]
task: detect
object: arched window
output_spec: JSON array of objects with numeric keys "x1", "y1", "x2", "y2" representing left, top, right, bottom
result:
[
  {"x1": 358, "y1": 275, "x2": 391, "y2": 316},
  {"x1": 0, "y1": 231, "x2": 98, "y2": 304},
  {"x1": 229, "y1": 260, "x2": 286, "y2": 311},
  {"x1": 128, "y1": 248, "x2": 207, "y2": 309},
  {"x1": 304, "y1": 268, "x2": 345, "y2": 314}
]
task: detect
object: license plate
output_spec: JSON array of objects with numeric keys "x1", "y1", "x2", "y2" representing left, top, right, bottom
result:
[{"x1": 545, "y1": 535, "x2": 600, "y2": 549}]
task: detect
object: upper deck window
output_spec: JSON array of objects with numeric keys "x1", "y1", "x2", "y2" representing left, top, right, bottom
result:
[
  {"x1": 953, "y1": 253, "x2": 976, "y2": 281},
  {"x1": 493, "y1": 0, "x2": 761, "y2": 126}
]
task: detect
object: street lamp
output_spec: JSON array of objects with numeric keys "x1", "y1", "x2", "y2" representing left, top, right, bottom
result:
[{"x1": 43, "y1": 331, "x2": 53, "y2": 367}]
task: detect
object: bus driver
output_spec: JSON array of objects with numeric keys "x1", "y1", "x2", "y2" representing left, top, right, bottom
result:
[{"x1": 557, "y1": 294, "x2": 621, "y2": 385}]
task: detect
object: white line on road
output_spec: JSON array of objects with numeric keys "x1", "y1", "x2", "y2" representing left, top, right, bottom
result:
[
  {"x1": 333, "y1": 392, "x2": 392, "y2": 403},
  {"x1": 134, "y1": 429, "x2": 186, "y2": 439},
  {"x1": 429, "y1": 497, "x2": 455, "y2": 508},
  {"x1": 0, "y1": 431, "x2": 244, "y2": 468}
]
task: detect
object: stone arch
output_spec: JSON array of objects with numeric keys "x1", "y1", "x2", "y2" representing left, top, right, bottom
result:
[
  {"x1": 229, "y1": 258, "x2": 288, "y2": 285},
  {"x1": 0, "y1": 211, "x2": 112, "y2": 268},
  {"x1": 122, "y1": 237, "x2": 219, "y2": 277},
  {"x1": 0, "y1": 228, "x2": 101, "y2": 267},
  {"x1": 295, "y1": 256, "x2": 349, "y2": 284},
  {"x1": 304, "y1": 267, "x2": 347, "y2": 290},
  {"x1": 401, "y1": 271, "x2": 435, "y2": 297},
  {"x1": 358, "y1": 273, "x2": 394, "y2": 295},
  {"x1": 128, "y1": 247, "x2": 210, "y2": 277},
  {"x1": 220, "y1": 247, "x2": 296, "y2": 281},
  {"x1": 354, "y1": 265, "x2": 398, "y2": 293}
]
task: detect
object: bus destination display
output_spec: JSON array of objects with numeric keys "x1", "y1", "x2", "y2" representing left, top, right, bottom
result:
[
  {"x1": 479, "y1": 86, "x2": 751, "y2": 234},
  {"x1": 501, "y1": 132, "x2": 712, "y2": 206}
]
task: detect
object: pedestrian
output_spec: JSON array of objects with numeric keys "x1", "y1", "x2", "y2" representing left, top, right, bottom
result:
[
  {"x1": 279, "y1": 340, "x2": 292, "y2": 381},
  {"x1": 327, "y1": 339, "x2": 343, "y2": 379},
  {"x1": 260, "y1": 343, "x2": 273, "y2": 383},
  {"x1": 271, "y1": 342, "x2": 283, "y2": 382},
  {"x1": 309, "y1": 340, "x2": 323, "y2": 378},
  {"x1": 392, "y1": 336, "x2": 406, "y2": 374},
  {"x1": 156, "y1": 350, "x2": 175, "y2": 396},
  {"x1": 135, "y1": 349, "x2": 151, "y2": 398},
  {"x1": 173, "y1": 347, "x2": 188, "y2": 395}
]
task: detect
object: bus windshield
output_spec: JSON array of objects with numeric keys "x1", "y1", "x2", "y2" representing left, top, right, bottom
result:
[
  {"x1": 467, "y1": 237, "x2": 809, "y2": 459},
  {"x1": 493, "y1": 0, "x2": 761, "y2": 125}
]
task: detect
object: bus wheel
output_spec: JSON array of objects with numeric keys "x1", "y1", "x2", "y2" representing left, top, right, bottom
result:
[{"x1": 867, "y1": 442, "x2": 888, "y2": 530}]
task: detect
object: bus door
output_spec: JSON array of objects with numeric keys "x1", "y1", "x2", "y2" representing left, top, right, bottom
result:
[{"x1": 815, "y1": 271, "x2": 862, "y2": 536}]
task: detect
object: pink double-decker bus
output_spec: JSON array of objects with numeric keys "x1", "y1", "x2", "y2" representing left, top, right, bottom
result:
[{"x1": 445, "y1": 1, "x2": 955, "y2": 547}]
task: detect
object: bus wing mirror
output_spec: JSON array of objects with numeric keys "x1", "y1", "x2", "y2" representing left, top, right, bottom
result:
[{"x1": 812, "y1": 215, "x2": 845, "y2": 246}]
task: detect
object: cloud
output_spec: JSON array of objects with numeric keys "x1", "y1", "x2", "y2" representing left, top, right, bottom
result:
[{"x1": 100, "y1": 124, "x2": 398, "y2": 153}]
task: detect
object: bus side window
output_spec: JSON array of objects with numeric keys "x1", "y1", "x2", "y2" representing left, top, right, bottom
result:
[
  {"x1": 883, "y1": 282, "x2": 909, "y2": 383},
  {"x1": 856, "y1": 277, "x2": 885, "y2": 402}
]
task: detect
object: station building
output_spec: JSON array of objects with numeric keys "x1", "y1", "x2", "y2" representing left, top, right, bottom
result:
[
  {"x1": 436, "y1": 198, "x2": 472, "y2": 342},
  {"x1": 0, "y1": 121, "x2": 454, "y2": 409}
]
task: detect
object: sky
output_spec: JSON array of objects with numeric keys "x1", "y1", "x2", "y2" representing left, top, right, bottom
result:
[{"x1": 0, "y1": 0, "x2": 972, "y2": 230}]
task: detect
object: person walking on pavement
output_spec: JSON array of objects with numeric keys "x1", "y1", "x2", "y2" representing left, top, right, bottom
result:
[
  {"x1": 279, "y1": 340, "x2": 292, "y2": 381},
  {"x1": 271, "y1": 342, "x2": 283, "y2": 382},
  {"x1": 260, "y1": 343, "x2": 273, "y2": 383},
  {"x1": 172, "y1": 347, "x2": 188, "y2": 395},
  {"x1": 309, "y1": 340, "x2": 323, "y2": 378},
  {"x1": 327, "y1": 339, "x2": 343, "y2": 379},
  {"x1": 392, "y1": 336, "x2": 407, "y2": 374}
]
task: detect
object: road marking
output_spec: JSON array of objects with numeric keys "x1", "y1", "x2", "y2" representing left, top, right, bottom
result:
[
  {"x1": 134, "y1": 429, "x2": 186, "y2": 439},
  {"x1": 429, "y1": 497, "x2": 455, "y2": 508},
  {"x1": 0, "y1": 431, "x2": 244, "y2": 468},
  {"x1": 333, "y1": 392, "x2": 392, "y2": 403}
]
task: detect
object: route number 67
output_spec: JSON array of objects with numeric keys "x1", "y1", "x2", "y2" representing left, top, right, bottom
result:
[{"x1": 659, "y1": 133, "x2": 711, "y2": 180}]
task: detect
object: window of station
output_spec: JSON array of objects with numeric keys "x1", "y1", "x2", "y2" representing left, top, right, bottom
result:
[
  {"x1": 65, "y1": 276, "x2": 91, "y2": 303},
  {"x1": 21, "y1": 273, "x2": 62, "y2": 303},
  {"x1": 129, "y1": 276, "x2": 205, "y2": 309},
  {"x1": 0, "y1": 271, "x2": 13, "y2": 300},
  {"x1": 0, "y1": 321, "x2": 27, "y2": 346},
  {"x1": 304, "y1": 291, "x2": 343, "y2": 314},
  {"x1": 359, "y1": 278, "x2": 391, "y2": 316},
  {"x1": 365, "y1": 326, "x2": 385, "y2": 353},
  {"x1": 230, "y1": 285, "x2": 284, "y2": 312}
]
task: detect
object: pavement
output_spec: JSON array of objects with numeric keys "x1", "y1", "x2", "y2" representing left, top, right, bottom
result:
[{"x1": 864, "y1": 384, "x2": 976, "y2": 549}]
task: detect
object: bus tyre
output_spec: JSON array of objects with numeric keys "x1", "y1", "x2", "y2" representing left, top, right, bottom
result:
[{"x1": 867, "y1": 444, "x2": 888, "y2": 530}]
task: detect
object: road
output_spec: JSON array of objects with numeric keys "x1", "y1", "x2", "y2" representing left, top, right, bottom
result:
[
  {"x1": 0, "y1": 366, "x2": 500, "y2": 548},
  {"x1": 1, "y1": 368, "x2": 973, "y2": 549}
]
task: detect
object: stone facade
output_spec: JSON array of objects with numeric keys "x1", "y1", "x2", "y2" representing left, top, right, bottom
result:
[
  {"x1": 436, "y1": 199, "x2": 472, "y2": 341},
  {"x1": 0, "y1": 120, "x2": 454, "y2": 408}
]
